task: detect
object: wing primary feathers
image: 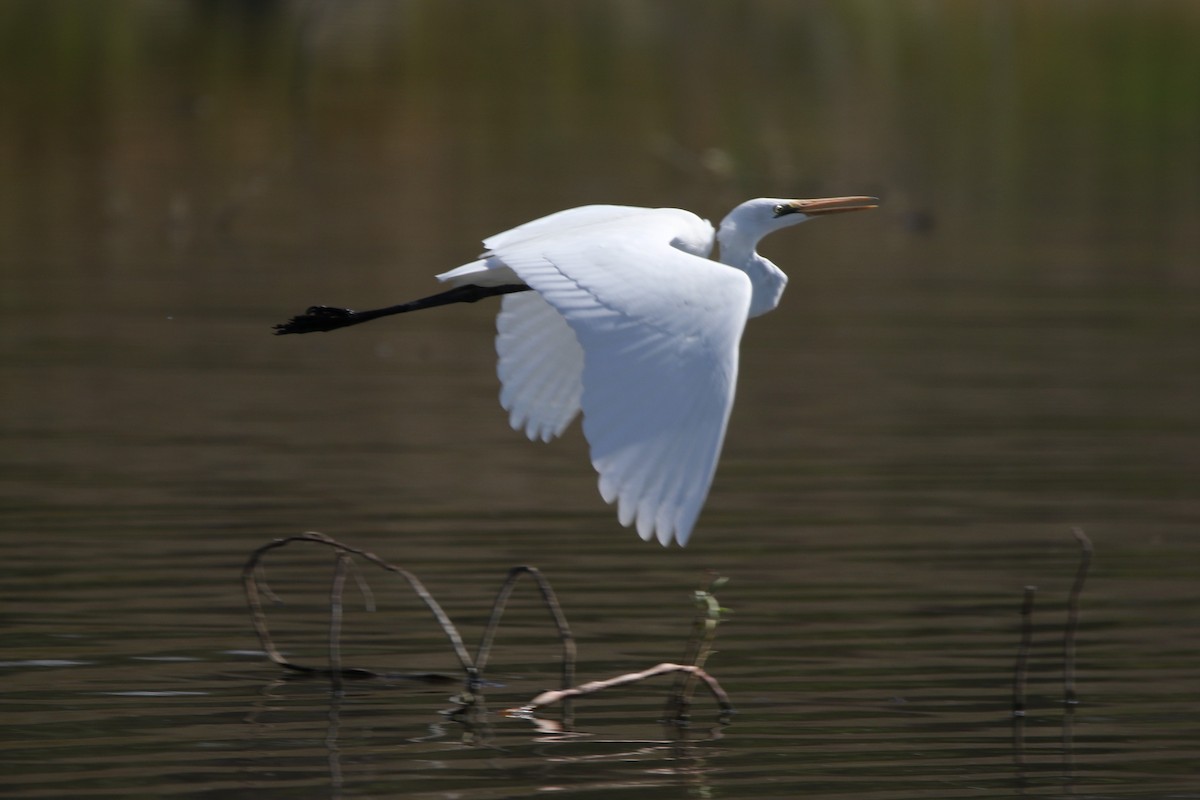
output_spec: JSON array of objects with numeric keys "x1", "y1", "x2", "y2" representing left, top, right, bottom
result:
[{"x1": 496, "y1": 292, "x2": 583, "y2": 442}]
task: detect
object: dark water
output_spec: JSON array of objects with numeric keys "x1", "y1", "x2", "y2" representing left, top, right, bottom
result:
[{"x1": 3, "y1": 2, "x2": 1199, "y2": 797}]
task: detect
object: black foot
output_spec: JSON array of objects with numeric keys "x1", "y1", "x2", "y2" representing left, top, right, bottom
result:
[{"x1": 273, "y1": 305, "x2": 358, "y2": 334}]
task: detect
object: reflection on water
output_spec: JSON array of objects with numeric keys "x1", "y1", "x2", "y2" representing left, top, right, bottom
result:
[
  {"x1": 2, "y1": 2, "x2": 1199, "y2": 798},
  {"x1": 4, "y1": 524, "x2": 1198, "y2": 797}
]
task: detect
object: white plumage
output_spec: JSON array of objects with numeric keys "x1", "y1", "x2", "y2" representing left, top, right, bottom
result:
[
  {"x1": 276, "y1": 196, "x2": 877, "y2": 545},
  {"x1": 433, "y1": 197, "x2": 876, "y2": 545}
]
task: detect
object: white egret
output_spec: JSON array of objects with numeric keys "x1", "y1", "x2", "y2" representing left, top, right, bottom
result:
[{"x1": 275, "y1": 196, "x2": 878, "y2": 545}]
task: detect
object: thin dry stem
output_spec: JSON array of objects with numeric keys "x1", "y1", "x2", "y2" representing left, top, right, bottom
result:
[
  {"x1": 242, "y1": 532, "x2": 475, "y2": 677},
  {"x1": 475, "y1": 566, "x2": 576, "y2": 685},
  {"x1": 328, "y1": 553, "x2": 353, "y2": 688},
  {"x1": 1012, "y1": 585, "x2": 1036, "y2": 717},
  {"x1": 511, "y1": 663, "x2": 733, "y2": 715},
  {"x1": 1064, "y1": 528, "x2": 1093, "y2": 706},
  {"x1": 243, "y1": 532, "x2": 735, "y2": 727}
]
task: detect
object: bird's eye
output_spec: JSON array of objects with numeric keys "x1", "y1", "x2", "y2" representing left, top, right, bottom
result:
[{"x1": 772, "y1": 204, "x2": 787, "y2": 218}]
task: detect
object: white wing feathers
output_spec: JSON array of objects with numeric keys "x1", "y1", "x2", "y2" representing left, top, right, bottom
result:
[
  {"x1": 482, "y1": 205, "x2": 647, "y2": 253},
  {"x1": 482, "y1": 208, "x2": 752, "y2": 545},
  {"x1": 495, "y1": 291, "x2": 583, "y2": 442},
  {"x1": 436, "y1": 207, "x2": 648, "y2": 289}
]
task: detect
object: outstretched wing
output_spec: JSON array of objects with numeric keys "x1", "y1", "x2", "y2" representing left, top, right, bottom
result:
[
  {"x1": 443, "y1": 207, "x2": 654, "y2": 442},
  {"x1": 438, "y1": 205, "x2": 652, "y2": 288},
  {"x1": 490, "y1": 210, "x2": 751, "y2": 545},
  {"x1": 482, "y1": 205, "x2": 647, "y2": 252}
]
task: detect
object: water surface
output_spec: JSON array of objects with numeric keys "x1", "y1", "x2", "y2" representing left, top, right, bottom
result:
[{"x1": 2, "y1": 2, "x2": 1199, "y2": 797}]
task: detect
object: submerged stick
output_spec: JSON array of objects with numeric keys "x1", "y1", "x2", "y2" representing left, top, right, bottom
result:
[
  {"x1": 242, "y1": 532, "x2": 476, "y2": 678},
  {"x1": 328, "y1": 554, "x2": 352, "y2": 689},
  {"x1": 510, "y1": 663, "x2": 734, "y2": 715},
  {"x1": 1012, "y1": 585, "x2": 1036, "y2": 717},
  {"x1": 475, "y1": 566, "x2": 576, "y2": 695},
  {"x1": 1063, "y1": 528, "x2": 1093, "y2": 706},
  {"x1": 243, "y1": 533, "x2": 736, "y2": 725}
]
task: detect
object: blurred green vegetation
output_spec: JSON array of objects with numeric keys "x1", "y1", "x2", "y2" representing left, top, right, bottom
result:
[{"x1": 0, "y1": 0, "x2": 1197, "y2": 276}]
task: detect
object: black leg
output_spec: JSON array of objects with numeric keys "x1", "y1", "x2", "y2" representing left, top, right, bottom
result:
[{"x1": 273, "y1": 283, "x2": 532, "y2": 334}]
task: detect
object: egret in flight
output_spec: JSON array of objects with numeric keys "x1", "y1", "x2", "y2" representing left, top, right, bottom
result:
[{"x1": 275, "y1": 196, "x2": 878, "y2": 545}]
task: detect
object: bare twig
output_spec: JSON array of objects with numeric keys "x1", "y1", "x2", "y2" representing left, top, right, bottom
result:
[
  {"x1": 328, "y1": 554, "x2": 352, "y2": 689},
  {"x1": 1063, "y1": 528, "x2": 1093, "y2": 706},
  {"x1": 254, "y1": 563, "x2": 282, "y2": 603},
  {"x1": 243, "y1": 533, "x2": 736, "y2": 727},
  {"x1": 1012, "y1": 585, "x2": 1036, "y2": 717},
  {"x1": 244, "y1": 562, "x2": 291, "y2": 671},
  {"x1": 349, "y1": 559, "x2": 376, "y2": 612},
  {"x1": 509, "y1": 663, "x2": 734, "y2": 715},
  {"x1": 242, "y1": 532, "x2": 476, "y2": 678},
  {"x1": 475, "y1": 566, "x2": 576, "y2": 691}
]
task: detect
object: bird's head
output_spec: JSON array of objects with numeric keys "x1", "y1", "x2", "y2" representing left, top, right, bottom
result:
[
  {"x1": 719, "y1": 195, "x2": 879, "y2": 245},
  {"x1": 717, "y1": 196, "x2": 878, "y2": 318}
]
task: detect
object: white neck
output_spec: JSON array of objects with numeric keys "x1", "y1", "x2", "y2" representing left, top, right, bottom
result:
[{"x1": 717, "y1": 223, "x2": 789, "y2": 319}]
